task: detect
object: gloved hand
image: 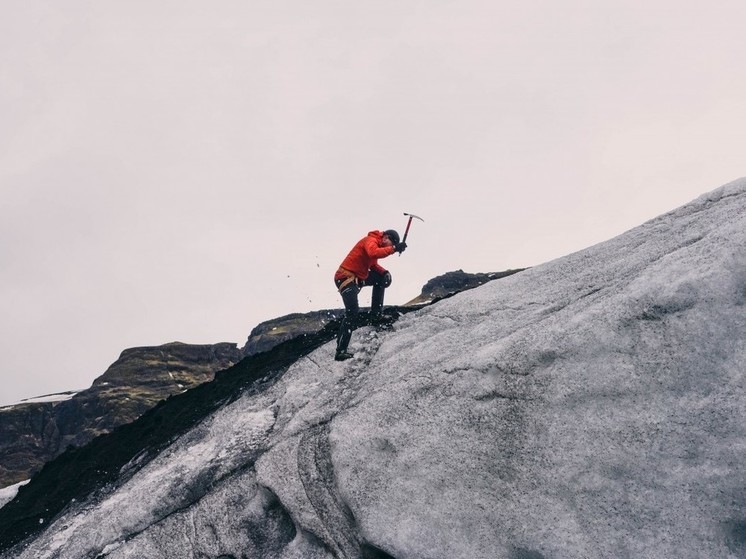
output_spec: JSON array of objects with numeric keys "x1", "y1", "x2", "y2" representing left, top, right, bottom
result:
[
  {"x1": 382, "y1": 271, "x2": 392, "y2": 287},
  {"x1": 394, "y1": 241, "x2": 407, "y2": 254}
]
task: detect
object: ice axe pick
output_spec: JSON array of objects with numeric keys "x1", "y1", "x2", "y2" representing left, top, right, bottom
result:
[{"x1": 401, "y1": 212, "x2": 424, "y2": 249}]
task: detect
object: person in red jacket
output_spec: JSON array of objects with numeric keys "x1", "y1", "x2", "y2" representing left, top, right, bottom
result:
[{"x1": 333, "y1": 229, "x2": 407, "y2": 361}]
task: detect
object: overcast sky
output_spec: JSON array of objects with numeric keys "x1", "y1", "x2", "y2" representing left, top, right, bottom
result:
[{"x1": 1, "y1": 1, "x2": 744, "y2": 406}]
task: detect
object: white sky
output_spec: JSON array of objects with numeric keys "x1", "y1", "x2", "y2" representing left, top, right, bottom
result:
[{"x1": 1, "y1": 0, "x2": 744, "y2": 406}]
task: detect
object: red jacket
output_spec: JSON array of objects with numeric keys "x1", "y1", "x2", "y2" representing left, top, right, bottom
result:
[{"x1": 336, "y1": 230, "x2": 396, "y2": 281}]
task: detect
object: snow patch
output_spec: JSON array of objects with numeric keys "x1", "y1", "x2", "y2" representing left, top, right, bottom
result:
[
  {"x1": 1, "y1": 391, "x2": 80, "y2": 410},
  {"x1": 0, "y1": 480, "x2": 29, "y2": 509}
]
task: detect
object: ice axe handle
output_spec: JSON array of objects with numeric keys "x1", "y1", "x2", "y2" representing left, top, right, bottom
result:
[
  {"x1": 400, "y1": 212, "x2": 424, "y2": 253},
  {"x1": 402, "y1": 217, "x2": 413, "y2": 244}
]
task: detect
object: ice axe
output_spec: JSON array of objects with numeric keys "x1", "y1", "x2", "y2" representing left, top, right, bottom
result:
[{"x1": 400, "y1": 212, "x2": 424, "y2": 254}]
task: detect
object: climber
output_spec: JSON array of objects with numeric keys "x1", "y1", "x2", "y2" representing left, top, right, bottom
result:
[{"x1": 333, "y1": 229, "x2": 407, "y2": 361}]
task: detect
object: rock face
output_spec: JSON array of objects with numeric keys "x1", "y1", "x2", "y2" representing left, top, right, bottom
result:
[
  {"x1": 405, "y1": 269, "x2": 525, "y2": 306},
  {"x1": 2, "y1": 180, "x2": 745, "y2": 559},
  {"x1": 242, "y1": 310, "x2": 345, "y2": 358},
  {"x1": 0, "y1": 342, "x2": 241, "y2": 488}
]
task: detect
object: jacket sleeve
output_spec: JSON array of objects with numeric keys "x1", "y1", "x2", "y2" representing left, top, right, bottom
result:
[{"x1": 363, "y1": 237, "x2": 396, "y2": 259}]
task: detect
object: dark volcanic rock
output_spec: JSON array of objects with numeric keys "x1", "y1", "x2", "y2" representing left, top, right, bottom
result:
[
  {"x1": 242, "y1": 310, "x2": 344, "y2": 358},
  {"x1": 405, "y1": 268, "x2": 525, "y2": 305},
  {"x1": 0, "y1": 342, "x2": 240, "y2": 488},
  {"x1": 0, "y1": 404, "x2": 59, "y2": 490}
]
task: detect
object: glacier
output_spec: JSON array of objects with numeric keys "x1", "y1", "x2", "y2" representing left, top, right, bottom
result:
[{"x1": 2, "y1": 179, "x2": 745, "y2": 558}]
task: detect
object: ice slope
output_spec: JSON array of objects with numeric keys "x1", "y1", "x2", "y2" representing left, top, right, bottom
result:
[{"x1": 5, "y1": 179, "x2": 745, "y2": 559}]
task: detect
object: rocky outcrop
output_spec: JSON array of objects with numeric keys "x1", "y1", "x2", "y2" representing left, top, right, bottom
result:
[
  {"x1": 0, "y1": 342, "x2": 240, "y2": 489},
  {"x1": 242, "y1": 310, "x2": 344, "y2": 358},
  {"x1": 405, "y1": 268, "x2": 525, "y2": 305}
]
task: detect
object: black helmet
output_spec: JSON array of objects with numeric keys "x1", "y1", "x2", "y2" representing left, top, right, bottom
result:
[{"x1": 383, "y1": 229, "x2": 400, "y2": 244}]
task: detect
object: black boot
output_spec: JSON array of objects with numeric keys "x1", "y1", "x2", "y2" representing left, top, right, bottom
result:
[
  {"x1": 368, "y1": 313, "x2": 394, "y2": 331},
  {"x1": 335, "y1": 350, "x2": 354, "y2": 361}
]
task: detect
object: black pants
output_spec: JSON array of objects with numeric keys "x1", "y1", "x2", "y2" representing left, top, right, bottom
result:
[{"x1": 335, "y1": 270, "x2": 387, "y2": 354}]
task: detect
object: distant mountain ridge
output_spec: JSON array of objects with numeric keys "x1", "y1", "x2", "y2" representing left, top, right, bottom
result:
[
  {"x1": 0, "y1": 343, "x2": 241, "y2": 489},
  {"x1": 0, "y1": 270, "x2": 514, "y2": 489}
]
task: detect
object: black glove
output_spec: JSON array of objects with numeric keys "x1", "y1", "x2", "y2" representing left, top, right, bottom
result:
[{"x1": 394, "y1": 241, "x2": 407, "y2": 254}]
